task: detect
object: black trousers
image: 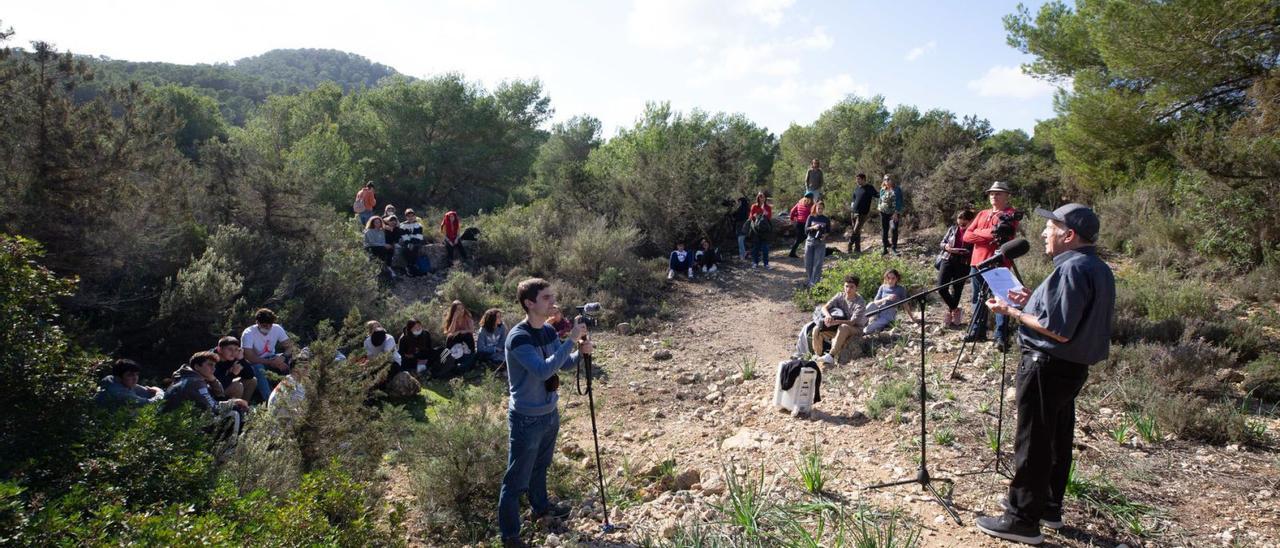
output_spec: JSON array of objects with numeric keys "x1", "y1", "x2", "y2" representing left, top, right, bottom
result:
[
  {"x1": 880, "y1": 212, "x2": 898, "y2": 252},
  {"x1": 1007, "y1": 349, "x2": 1089, "y2": 526},
  {"x1": 789, "y1": 226, "x2": 807, "y2": 256},
  {"x1": 445, "y1": 241, "x2": 466, "y2": 262},
  {"x1": 936, "y1": 261, "x2": 968, "y2": 310}
]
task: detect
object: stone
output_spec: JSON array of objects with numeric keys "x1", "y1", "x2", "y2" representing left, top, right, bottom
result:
[
  {"x1": 385, "y1": 371, "x2": 422, "y2": 398},
  {"x1": 674, "y1": 469, "x2": 701, "y2": 491},
  {"x1": 545, "y1": 533, "x2": 561, "y2": 547},
  {"x1": 1216, "y1": 368, "x2": 1245, "y2": 384},
  {"x1": 615, "y1": 322, "x2": 633, "y2": 335},
  {"x1": 653, "y1": 349, "x2": 673, "y2": 361},
  {"x1": 660, "y1": 518, "x2": 679, "y2": 539},
  {"x1": 700, "y1": 472, "x2": 725, "y2": 495},
  {"x1": 720, "y1": 428, "x2": 771, "y2": 451},
  {"x1": 678, "y1": 372, "x2": 700, "y2": 385},
  {"x1": 705, "y1": 391, "x2": 723, "y2": 403}
]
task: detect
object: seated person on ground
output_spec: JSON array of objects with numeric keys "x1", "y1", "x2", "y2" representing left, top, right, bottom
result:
[
  {"x1": 476, "y1": 308, "x2": 508, "y2": 369},
  {"x1": 269, "y1": 348, "x2": 309, "y2": 423},
  {"x1": 240, "y1": 308, "x2": 293, "y2": 403},
  {"x1": 164, "y1": 352, "x2": 249, "y2": 438},
  {"x1": 364, "y1": 327, "x2": 403, "y2": 370},
  {"x1": 865, "y1": 269, "x2": 907, "y2": 334},
  {"x1": 814, "y1": 275, "x2": 869, "y2": 365},
  {"x1": 398, "y1": 319, "x2": 436, "y2": 376},
  {"x1": 443, "y1": 301, "x2": 477, "y2": 373},
  {"x1": 214, "y1": 336, "x2": 259, "y2": 403},
  {"x1": 363, "y1": 216, "x2": 394, "y2": 270},
  {"x1": 695, "y1": 238, "x2": 720, "y2": 273},
  {"x1": 548, "y1": 305, "x2": 573, "y2": 340},
  {"x1": 95, "y1": 358, "x2": 165, "y2": 407},
  {"x1": 668, "y1": 241, "x2": 695, "y2": 280}
]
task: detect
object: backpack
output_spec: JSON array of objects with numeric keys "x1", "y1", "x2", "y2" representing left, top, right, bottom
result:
[
  {"x1": 749, "y1": 216, "x2": 773, "y2": 238},
  {"x1": 353, "y1": 191, "x2": 367, "y2": 213}
]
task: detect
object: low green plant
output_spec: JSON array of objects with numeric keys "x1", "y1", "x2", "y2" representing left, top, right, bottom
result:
[
  {"x1": 847, "y1": 505, "x2": 922, "y2": 548},
  {"x1": 740, "y1": 357, "x2": 758, "y2": 381},
  {"x1": 866, "y1": 379, "x2": 916, "y2": 420},
  {"x1": 1065, "y1": 462, "x2": 1159, "y2": 537},
  {"x1": 715, "y1": 463, "x2": 771, "y2": 537},
  {"x1": 797, "y1": 440, "x2": 830, "y2": 495},
  {"x1": 1130, "y1": 411, "x2": 1162, "y2": 444},
  {"x1": 1110, "y1": 421, "x2": 1130, "y2": 444},
  {"x1": 932, "y1": 428, "x2": 956, "y2": 447}
]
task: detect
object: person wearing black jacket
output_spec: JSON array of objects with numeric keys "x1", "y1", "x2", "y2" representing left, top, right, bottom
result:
[
  {"x1": 847, "y1": 173, "x2": 875, "y2": 253},
  {"x1": 936, "y1": 210, "x2": 976, "y2": 327},
  {"x1": 398, "y1": 319, "x2": 436, "y2": 376}
]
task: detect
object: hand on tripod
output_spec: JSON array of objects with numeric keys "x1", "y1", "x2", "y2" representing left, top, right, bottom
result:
[{"x1": 571, "y1": 319, "x2": 593, "y2": 355}]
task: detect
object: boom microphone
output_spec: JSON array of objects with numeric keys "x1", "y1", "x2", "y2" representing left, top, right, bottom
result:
[{"x1": 976, "y1": 238, "x2": 1030, "y2": 269}]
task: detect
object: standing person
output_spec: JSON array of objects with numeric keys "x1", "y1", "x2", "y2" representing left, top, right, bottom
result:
[
  {"x1": 805, "y1": 159, "x2": 824, "y2": 200},
  {"x1": 497, "y1": 278, "x2": 591, "y2": 547},
  {"x1": 963, "y1": 181, "x2": 1019, "y2": 351},
  {"x1": 787, "y1": 194, "x2": 814, "y2": 258},
  {"x1": 440, "y1": 210, "x2": 466, "y2": 264},
  {"x1": 668, "y1": 241, "x2": 694, "y2": 280},
  {"x1": 399, "y1": 209, "x2": 426, "y2": 277},
  {"x1": 747, "y1": 192, "x2": 774, "y2": 269},
  {"x1": 936, "y1": 210, "x2": 976, "y2": 327},
  {"x1": 476, "y1": 308, "x2": 508, "y2": 370},
  {"x1": 354, "y1": 182, "x2": 377, "y2": 226},
  {"x1": 864, "y1": 269, "x2": 907, "y2": 334},
  {"x1": 848, "y1": 173, "x2": 875, "y2": 253},
  {"x1": 240, "y1": 308, "x2": 292, "y2": 403},
  {"x1": 877, "y1": 174, "x2": 904, "y2": 255},
  {"x1": 443, "y1": 301, "x2": 477, "y2": 373},
  {"x1": 802, "y1": 201, "x2": 831, "y2": 287},
  {"x1": 732, "y1": 197, "x2": 750, "y2": 260},
  {"x1": 695, "y1": 238, "x2": 720, "y2": 273},
  {"x1": 812, "y1": 275, "x2": 869, "y2": 365},
  {"x1": 398, "y1": 319, "x2": 436, "y2": 376},
  {"x1": 975, "y1": 204, "x2": 1114, "y2": 545}
]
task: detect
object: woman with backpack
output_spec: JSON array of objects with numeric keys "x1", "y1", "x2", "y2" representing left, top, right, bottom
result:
[
  {"x1": 748, "y1": 194, "x2": 774, "y2": 269},
  {"x1": 936, "y1": 209, "x2": 975, "y2": 327},
  {"x1": 788, "y1": 193, "x2": 814, "y2": 258}
]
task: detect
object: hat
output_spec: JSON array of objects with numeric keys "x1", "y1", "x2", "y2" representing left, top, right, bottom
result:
[
  {"x1": 803, "y1": 190, "x2": 815, "y2": 198},
  {"x1": 985, "y1": 181, "x2": 1013, "y2": 194},
  {"x1": 1035, "y1": 203, "x2": 1100, "y2": 243}
]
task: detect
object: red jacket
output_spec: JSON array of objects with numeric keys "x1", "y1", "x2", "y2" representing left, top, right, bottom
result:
[
  {"x1": 788, "y1": 201, "x2": 811, "y2": 224},
  {"x1": 440, "y1": 211, "x2": 460, "y2": 243},
  {"x1": 749, "y1": 203, "x2": 773, "y2": 220},
  {"x1": 963, "y1": 207, "x2": 1018, "y2": 267}
]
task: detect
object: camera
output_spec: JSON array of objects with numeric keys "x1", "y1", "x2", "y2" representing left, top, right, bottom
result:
[
  {"x1": 994, "y1": 210, "x2": 1024, "y2": 243},
  {"x1": 575, "y1": 302, "x2": 602, "y2": 329}
]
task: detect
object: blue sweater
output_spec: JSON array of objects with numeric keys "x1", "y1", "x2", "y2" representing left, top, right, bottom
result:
[{"x1": 505, "y1": 320, "x2": 581, "y2": 416}]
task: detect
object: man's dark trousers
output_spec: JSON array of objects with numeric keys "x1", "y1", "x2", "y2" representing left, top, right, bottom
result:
[{"x1": 1007, "y1": 349, "x2": 1088, "y2": 526}]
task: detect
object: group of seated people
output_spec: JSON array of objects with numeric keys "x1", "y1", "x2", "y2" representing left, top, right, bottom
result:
[
  {"x1": 362, "y1": 204, "x2": 470, "y2": 278},
  {"x1": 809, "y1": 270, "x2": 907, "y2": 365},
  {"x1": 667, "y1": 238, "x2": 722, "y2": 280},
  {"x1": 358, "y1": 303, "x2": 507, "y2": 379}
]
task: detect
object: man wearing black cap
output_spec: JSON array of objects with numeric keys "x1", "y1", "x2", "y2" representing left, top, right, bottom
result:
[{"x1": 975, "y1": 203, "x2": 1115, "y2": 545}]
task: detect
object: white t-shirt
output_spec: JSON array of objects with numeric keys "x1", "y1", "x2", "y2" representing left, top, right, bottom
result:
[
  {"x1": 241, "y1": 324, "x2": 289, "y2": 356},
  {"x1": 364, "y1": 335, "x2": 402, "y2": 365}
]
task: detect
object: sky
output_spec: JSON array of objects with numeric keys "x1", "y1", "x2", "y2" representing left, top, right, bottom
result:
[{"x1": 3, "y1": 0, "x2": 1064, "y2": 137}]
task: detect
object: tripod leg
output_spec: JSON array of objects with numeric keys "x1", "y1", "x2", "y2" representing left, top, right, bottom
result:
[
  {"x1": 923, "y1": 480, "x2": 963, "y2": 525},
  {"x1": 949, "y1": 283, "x2": 993, "y2": 379}
]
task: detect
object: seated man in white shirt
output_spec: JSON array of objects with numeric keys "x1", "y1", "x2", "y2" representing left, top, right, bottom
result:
[{"x1": 813, "y1": 275, "x2": 868, "y2": 365}]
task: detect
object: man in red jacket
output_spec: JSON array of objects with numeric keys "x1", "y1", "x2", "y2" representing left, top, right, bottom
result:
[{"x1": 963, "y1": 181, "x2": 1019, "y2": 351}]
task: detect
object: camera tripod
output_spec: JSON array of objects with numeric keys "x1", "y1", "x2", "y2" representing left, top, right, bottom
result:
[{"x1": 575, "y1": 340, "x2": 621, "y2": 533}]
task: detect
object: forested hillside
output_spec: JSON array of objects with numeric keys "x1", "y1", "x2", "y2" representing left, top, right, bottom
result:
[{"x1": 1, "y1": 1, "x2": 1278, "y2": 544}]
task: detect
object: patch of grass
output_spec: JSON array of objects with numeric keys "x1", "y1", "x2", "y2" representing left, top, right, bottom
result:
[
  {"x1": 866, "y1": 378, "x2": 916, "y2": 420},
  {"x1": 1110, "y1": 421, "x2": 1130, "y2": 444},
  {"x1": 796, "y1": 440, "x2": 830, "y2": 495},
  {"x1": 847, "y1": 505, "x2": 922, "y2": 548},
  {"x1": 715, "y1": 462, "x2": 771, "y2": 537},
  {"x1": 932, "y1": 428, "x2": 956, "y2": 447},
  {"x1": 1066, "y1": 462, "x2": 1160, "y2": 538},
  {"x1": 794, "y1": 252, "x2": 932, "y2": 311},
  {"x1": 740, "y1": 357, "x2": 758, "y2": 381},
  {"x1": 1130, "y1": 411, "x2": 1162, "y2": 444}
]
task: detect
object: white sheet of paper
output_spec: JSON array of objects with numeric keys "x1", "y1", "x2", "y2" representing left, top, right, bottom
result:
[{"x1": 981, "y1": 267, "x2": 1025, "y2": 307}]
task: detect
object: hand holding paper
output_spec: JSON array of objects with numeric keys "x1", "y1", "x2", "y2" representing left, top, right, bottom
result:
[{"x1": 980, "y1": 268, "x2": 1025, "y2": 307}]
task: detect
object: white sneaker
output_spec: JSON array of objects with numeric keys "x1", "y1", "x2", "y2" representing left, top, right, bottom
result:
[
  {"x1": 709, "y1": 265, "x2": 717, "y2": 272},
  {"x1": 818, "y1": 353, "x2": 835, "y2": 365},
  {"x1": 687, "y1": 269, "x2": 694, "y2": 279},
  {"x1": 667, "y1": 269, "x2": 674, "y2": 280},
  {"x1": 752, "y1": 263, "x2": 759, "y2": 269},
  {"x1": 701, "y1": 266, "x2": 708, "y2": 273},
  {"x1": 764, "y1": 264, "x2": 772, "y2": 270}
]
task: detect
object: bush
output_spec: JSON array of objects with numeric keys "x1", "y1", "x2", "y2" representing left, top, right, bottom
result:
[
  {"x1": 1148, "y1": 394, "x2": 1261, "y2": 446},
  {"x1": 408, "y1": 378, "x2": 509, "y2": 541},
  {"x1": 794, "y1": 252, "x2": 932, "y2": 311},
  {"x1": 1244, "y1": 354, "x2": 1280, "y2": 402}
]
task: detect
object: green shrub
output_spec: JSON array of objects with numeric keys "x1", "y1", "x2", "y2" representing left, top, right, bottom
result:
[
  {"x1": 1114, "y1": 268, "x2": 1215, "y2": 323},
  {"x1": 866, "y1": 378, "x2": 917, "y2": 420},
  {"x1": 408, "y1": 378, "x2": 509, "y2": 542},
  {"x1": 1149, "y1": 394, "x2": 1261, "y2": 446},
  {"x1": 1244, "y1": 353, "x2": 1280, "y2": 402},
  {"x1": 795, "y1": 253, "x2": 932, "y2": 311}
]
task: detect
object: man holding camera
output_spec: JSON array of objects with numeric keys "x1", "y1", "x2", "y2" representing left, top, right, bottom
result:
[
  {"x1": 975, "y1": 204, "x2": 1115, "y2": 545},
  {"x1": 963, "y1": 181, "x2": 1021, "y2": 351},
  {"x1": 498, "y1": 278, "x2": 592, "y2": 547}
]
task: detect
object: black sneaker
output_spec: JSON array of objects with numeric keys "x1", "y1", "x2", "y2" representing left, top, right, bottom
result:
[
  {"x1": 1000, "y1": 498, "x2": 1064, "y2": 530},
  {"x1": 502, "y1": 537, "x2": 528, "y2": 548},
  {"x1": 533, "y1": 501, "x2": 571, "y2": 521},
  {"x1": 976, "y1": 515, "x2": 1043, "y2": 545},
  {"x1": 962, "y1": 333, "x2": 988, "y2": 343}
]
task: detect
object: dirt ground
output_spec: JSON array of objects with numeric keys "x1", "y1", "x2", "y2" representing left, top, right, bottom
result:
[{"x1": 539, "y1": 242, "x2": 1280, "y2": 548}]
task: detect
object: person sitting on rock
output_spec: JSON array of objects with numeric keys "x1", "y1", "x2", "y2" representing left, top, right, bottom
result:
[
  {"x1": 213, "y1": 336, "x2": 259, "y2": 403},
  {"x1": 695, "y1": 238, "x2": 720, "y2": 274},
  {"x1": 398, "y1": 319, "x2": 436, "y2": 377},
  {"x1": 813, "y1": 275, "x2": 869, "y2": 365},
  {"x1": 164, "y1": 351, "x2": 248, "y2": 438},
  {"x1": 95, "y1": 359, "x2": 165, "y2": 407},
  {"x1": 364, "y1": 327, "x2": 403, "y2": 372},
  {"x1": 668, "y1": 241, "x2": 694, "y2": 280},
  {"x1": 865, "y1": 269, "x2": 907, "y2": 334}
]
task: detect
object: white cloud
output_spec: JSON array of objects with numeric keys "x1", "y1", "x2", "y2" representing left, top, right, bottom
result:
[
  {"x1": 967, "y1": 65, "x2": 1057, "y2": 99},
  {"x1": 816, "y1": 73, "x2": 870, "y2": 105},
  {"x1": 904, "y1": 40, "x2": 935, "y2": 62},
  {"x1": 626, "y1": 0, "x2": 722, "y2": 49},
  {"x1": 748, "y1": 73, "x2": 870, "y2": 116},
  {"x1": 741, "y1": 0, "x2": 796, "y2": 27}
]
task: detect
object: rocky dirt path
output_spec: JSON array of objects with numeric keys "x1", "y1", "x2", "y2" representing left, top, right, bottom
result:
[{"x1": 546, "y1": 244, "x2": 1280, "y2": 548}]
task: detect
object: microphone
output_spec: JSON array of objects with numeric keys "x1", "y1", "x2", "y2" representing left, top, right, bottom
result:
[{"x1": 976, "y1": 238, "x2": 1030, "y2": 269}]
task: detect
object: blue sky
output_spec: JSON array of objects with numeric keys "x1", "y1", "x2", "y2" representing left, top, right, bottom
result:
[{"x1": 4, "y1": 0, "x2": 1062, "y2": 137}]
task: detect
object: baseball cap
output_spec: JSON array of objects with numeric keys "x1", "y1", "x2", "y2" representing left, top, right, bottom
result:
[{"x1": 1035, "y1": 203, "x2": 1100, "y2": 242}]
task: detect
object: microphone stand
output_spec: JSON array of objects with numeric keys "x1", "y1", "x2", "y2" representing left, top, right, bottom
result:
[{"x1": 861, "y1": 265, "x2": 1003, "y2": 525}]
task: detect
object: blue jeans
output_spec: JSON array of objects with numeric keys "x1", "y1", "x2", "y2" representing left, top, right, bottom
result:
[
  {"x1": 968, "y1": 266, "x2": 1007, "y2": 338},
  {"x1": 249, "y1": 364, "x2": 272, "y2": 402},
  {"x1": 737, "y1": 235, "x2": 747, "y2": 259},
  {"x1": 498, "y1": 410, "x2": 560, "y2": 540},
  {"x1": 358, "y1": 211, "x2": 374, "y2": 226},
  {"x1": 752, "y1": 240, "x2": 770, "y2": 266}
]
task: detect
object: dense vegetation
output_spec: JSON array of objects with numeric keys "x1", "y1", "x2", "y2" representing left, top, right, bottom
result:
[{"x1": 1, "y1": 0, "x2": 1278, "y2": 543}]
